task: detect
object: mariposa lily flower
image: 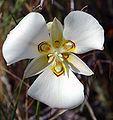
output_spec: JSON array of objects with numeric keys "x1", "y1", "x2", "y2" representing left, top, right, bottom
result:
[{"x1": 2, "y1": 11, "x2": 104, "y2": 109}]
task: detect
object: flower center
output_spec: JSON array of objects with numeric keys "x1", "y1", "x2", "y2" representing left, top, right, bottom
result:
[
  {"x1": 37, "y1": 40, "x2": 72, "y2": 77},
  {"x1": 37, "y1": 41, "x2": 51, "y2": 54},
  {"x1": 62, "y1": 40, "x2": 75, "y2": 52}
]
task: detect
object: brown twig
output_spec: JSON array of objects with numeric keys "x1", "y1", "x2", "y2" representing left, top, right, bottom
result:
[
  {"x1": 49, "y1": 109, "x2": 68, "y2": 120},
  {"x1": 51, "y1": 0, "x2": 54, "y2": 4},
  {"x1": 53, "y1": 0, "x2": 64, "y2": 11},
  {"x1": 24, "y1": 3, "x2": 33, "y2": 12},
  {"x1": 80, "y1": 77, "x2": 91, "y2": 112},
  {"x1": 33, "y1": 0, "x2": 45, "y2": 11},
  {"x1": 81, "y1": 5, "x2": 88, "y2": 11},
  {"x1": 27, "y1": 99, "x2": 34, "y2": 110},
  {"x1": 0, "y1": 65, "x2": 29, "y2": 87},
  {"x1": 70, "y1": 0, "x2": 74, "y2": 11},
  {"x1": 86, "y1": 101, "x2": 97, "y2": 120}
]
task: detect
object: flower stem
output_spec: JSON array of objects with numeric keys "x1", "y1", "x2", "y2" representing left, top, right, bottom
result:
[{"x1": 35, "y1": 101, "x2": 40, "y2": 120}]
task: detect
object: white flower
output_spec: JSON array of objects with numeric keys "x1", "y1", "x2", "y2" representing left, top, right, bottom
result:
[{"x1": 2, "y1": 11, "x2": 104, "y2": 109}]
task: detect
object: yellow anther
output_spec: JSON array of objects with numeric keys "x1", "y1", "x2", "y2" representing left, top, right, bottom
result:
[
  {"x1": 48, "y1": 54, "x2": 54, "y2": 57},
  {"x1": 58, "y1": 53, "x2": 62, "y2": 58}
]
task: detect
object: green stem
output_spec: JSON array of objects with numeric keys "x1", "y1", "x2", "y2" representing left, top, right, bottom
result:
[
  {"x1": 35, "y1": 101, "x2": 40, "y2": 120},
  {"x1": 11, "y1": 77, "x2": 25, "y2": 120}
]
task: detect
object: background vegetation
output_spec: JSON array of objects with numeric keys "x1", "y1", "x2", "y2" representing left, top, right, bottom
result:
[{"x1": 0, "y1": 0, "x2": 113, "y2": 120}]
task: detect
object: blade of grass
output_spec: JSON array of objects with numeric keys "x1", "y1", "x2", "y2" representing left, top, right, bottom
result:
[
  {"x1": 15, "y1": 0, "x2": 20, "y2": 8},
  {"x1": 35, "y1": 101, "x2": 40, "y2": 120},
  {"x1": 11, "y1": 77, "x2": 25, "y2": 120},
  {"x1": 11, "y1": 14, "x2": 18, "y2": 25},
  {"x1": 12, "y1": 0, "x2": 26, "y2": 14},
  {"x1": 0, "y1": 0, "x2": 4, "y2": 9},
  {"x1": 7, "y1": 84, "x2": 20, "y2": 115},
  {"x1": 10, "y1": 60, "x2": 31, "y2": 120},
  {"x1": 3, "y1": 0, "x2": 26, "y2": 26}
]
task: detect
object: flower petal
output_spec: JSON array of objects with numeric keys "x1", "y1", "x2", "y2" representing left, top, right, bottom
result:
[
  {"x1": 2, "y1": 12, "x2": 49, "y2": 65},
  {"x1": 63, "y1": 53, "x2": 94, "y2": 76},
  {"x1": 24, "y1": 54, "x2": 54, "y2": 78},
  {"x1": 47, "y1": 22, "x2": 53, "y2": 33},
  {"x1": 50, "y1": 18, "x2": 63, "y2": 49},
  {"x1": 27, "y1": 68, "x2": 84, "y2": 109},
  {"x1": 63, "y1": 11, "x2": 104, "y2": 54}
]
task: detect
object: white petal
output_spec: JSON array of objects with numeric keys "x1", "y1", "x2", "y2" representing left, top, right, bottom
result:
[
  {"x1": 63, "y1": 11, "x2": 104, "y2": 54},
  {"x1": 2, "y1": 12, "x2": 49, "y2": 65},
  {"x1": 27, "y1": 68, "x2": 84, "y2": 109},
  {"x1": 65, "y1": 53, "x2": 94, "y2": 76}
]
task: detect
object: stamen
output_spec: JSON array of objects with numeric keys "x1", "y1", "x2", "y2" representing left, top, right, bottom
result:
[
  {"x1": 48, "y1": 54, "x2": 54, "y2": 57},
  {"x1": 58, "y1": 53, "x2": 63, "y2": 61},
  {"x1": 48, "y1": 55, "x2": 54, "y2": 63},
  {"x1": 58, "y1": 53, "x2": 62, "y2": 58}
]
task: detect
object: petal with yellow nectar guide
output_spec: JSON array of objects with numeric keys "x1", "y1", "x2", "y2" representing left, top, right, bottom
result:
[
  {"x1": 2, "y1": 12, "x2": 50, "y2": 65},
  {"x1": 63, "y1": 11, "x2": 104, "y2": 54},
  {"x1": 27, "y1": 68, "x2": 84, "y2": 109}
]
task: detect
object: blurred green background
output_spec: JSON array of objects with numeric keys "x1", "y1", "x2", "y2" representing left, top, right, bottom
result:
[{"x1": 0, "y1": 0, "x2": 113, "y2": 120}]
